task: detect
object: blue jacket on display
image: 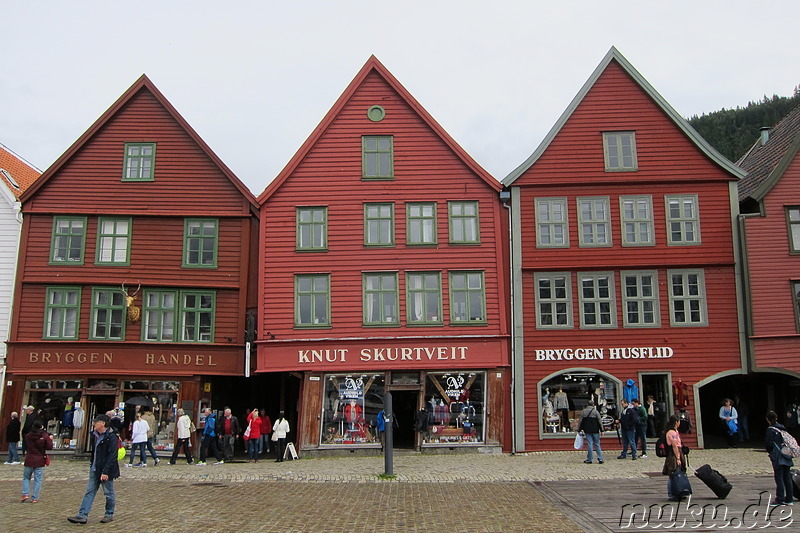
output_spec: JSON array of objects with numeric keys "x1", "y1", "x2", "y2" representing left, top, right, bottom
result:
[{"x1": 623, "y1": 379, "x2": 639, "y2": 402}]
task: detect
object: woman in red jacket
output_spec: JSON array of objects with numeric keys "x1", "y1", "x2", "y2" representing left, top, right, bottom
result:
[
  {"x1": 245, "y1": 409, "x2": 263, "y2": 463},
  {"x1": 21, "y1": 421, "x2": 53, "y2": 503}
]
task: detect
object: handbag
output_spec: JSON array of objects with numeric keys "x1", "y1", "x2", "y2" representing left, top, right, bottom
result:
[
  {"x1": 244, "y1": 420, "x2": 252, "y2": 439},
  {"x1": 44, "y1": 454, "x2": 50, "y2": 466},
  {"x1": 271, "y1": 432, "x2": 279, "y2": 442},
  {"x1": 573, "y1": 432, "x2": 585, "y2": 450}
]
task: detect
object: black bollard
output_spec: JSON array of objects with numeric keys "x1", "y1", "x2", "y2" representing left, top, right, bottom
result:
[{"x1": 384, "y1": 391, "x2": 393, "y2": 476}]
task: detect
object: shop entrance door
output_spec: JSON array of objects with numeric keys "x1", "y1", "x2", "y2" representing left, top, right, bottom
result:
[
  {"x1": 640, "y1": 373, "x2": 672, "y2": 438},
  {"x1": 84, "y1": 394, "x2": 116, "y2": 452},
  {"x1": 390, "y1": 390, "x2": 419, "y2": 449}
]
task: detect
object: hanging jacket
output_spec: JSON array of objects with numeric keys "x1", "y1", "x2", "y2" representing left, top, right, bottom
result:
[{"x1": 623, "y1": 379, "x2": 639, "y2": 403}]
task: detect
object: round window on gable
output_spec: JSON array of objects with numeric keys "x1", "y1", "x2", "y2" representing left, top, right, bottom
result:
[{"x1": 367, "y1": 105, "x2": 386, "y2": 122}]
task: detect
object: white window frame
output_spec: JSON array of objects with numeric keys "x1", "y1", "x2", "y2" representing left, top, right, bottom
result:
[
  {"x1": 577, "y1": 196, "x2": 611, "y2": 247},
  {"x1": 665, "y1": 194, "x2": 701, "y2": 245},
  {"x1": 534, "y1": 272, "x2": 573, "y2": 329},
  {"x1": 621, "y1": 270, "x2": 660, "y2": 327},
  {"x1": 603, "y1": 131, "x2": 638, "y2": 171},
  {"x1": 620, "y1": 195, "x2": 655, "y2": 246},
  {"x1": 667, "y1": 269, "x2": 707, "y2": 326},
  {"x1": 578, "y1": 272, "x2": 616, "y2": 329},
  {"x1": 536, "y1": 197, "x2": 569, "y2": 248}
]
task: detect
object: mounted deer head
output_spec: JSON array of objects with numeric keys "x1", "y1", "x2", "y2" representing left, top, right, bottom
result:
[{"x1": 121, "y1": 280, "x2": 142, "y2": 322}]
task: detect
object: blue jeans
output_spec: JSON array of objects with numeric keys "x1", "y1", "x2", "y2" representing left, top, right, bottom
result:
[
  {"x1": 146, "y1": 437, "x2": 159, "y2": 462},
  {"x1": 78, "y1": 474, "x2": 115, "y2": 519},
  {"x1": 773, "y1": 463, "x2": 793, "y2": 504},
  {"x1": 585, "y1": 433, "x2": 603, "y2": 462},
  {"x1": 247, "y1": 438, "x2": 259, "y2": 460},
  {"x1": 22, "y1": 466, "x2": 44, "y2": 499},
  {"x1": 129, "y1": 442, "x2": 148, "y2": 465},
  {"x1": 7, "y1": 442, "x2": 19, "y2": 463},
  {"x1": 620, "y1": 429, "x2": 637, "y2": 458}
]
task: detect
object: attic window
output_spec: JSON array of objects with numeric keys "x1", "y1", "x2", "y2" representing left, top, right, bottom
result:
[
  {"x1": 123, "y1": 143, "x2": 156, "y2": 181},
  {"x1": 603, "y1": 132, "x2": 638, "y2": 171},
  {"x1": 367, "y1": 105, "x2": 386, "y2": 122},
  {"x1": 0, "y1": 169, "x2": 20, "y2": 189}
]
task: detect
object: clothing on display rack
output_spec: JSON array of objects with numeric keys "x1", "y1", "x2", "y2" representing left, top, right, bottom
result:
[{"x1": 623, "y1": 379, "x2": 639, "y2": 403}]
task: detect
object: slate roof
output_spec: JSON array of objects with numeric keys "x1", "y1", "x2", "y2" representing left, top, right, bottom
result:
[
  {"x1": 737, "y1": 103, "x2": 800, "y2": 202},
  {"x1": 0, "y1": 142, "x2": 41, "y2": 199}
]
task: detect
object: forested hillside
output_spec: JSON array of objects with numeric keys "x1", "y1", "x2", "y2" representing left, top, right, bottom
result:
[{"x1": 688, "y1": 87, "x2": 800, "y2": 163}]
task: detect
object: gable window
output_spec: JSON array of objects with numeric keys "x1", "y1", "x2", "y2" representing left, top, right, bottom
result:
[
  {"x1": 184, "y1": 219, "x2": 218, "y2": 267},
  {"x1": 577, "y1": 197, "x2": 611, "y2": 247},
  {"x1": 407, "y1": 272, "x2": 442, "y2": 325},
  {"x1": 792, "y1": 282, "x2": 800, "y2": 332},
  {"x1": 143, "y1": 290, "x2": 176, "y2": 342},
  {"x1": 90, "y1": 288, "x2": 126, "y2": 340},
  {"x1": 363, "y1": 272, "x2": 398, "y2": 325},
  {"x1": 44, "y1": 287, "x2": 81, "y2": 339},
  {"x1": 621, "y1": 271, "x2": 660, "y2": 327},
  {"x1": 579, "y1": 272, "x2": 616, "y2": 328},
  {"x1": 449, "y1": 201, "x2": 479, "y2": 244},
  {"x1": 787, "y1": 208, "x2": 800, "y2": 253},
  {"x1": 362, "y1": 136, "x2": 393, "y2": 179},
  {"x1": 536, "y1": 198, "x2": 569, "y2": 248},
  {"x1": 603, "y1": 132, "x2": 637, "y2": 171},
  {"x1": 297, "y1": 207, "x2": 327, "y2": 251},
  {"x1": 450, "y1": 271, "x2": 486, "y2": 323},
  {"x1": 407, "y1": 203, "x2": 437, "y2": 245},
  {"x1": 534, "y1": 273, "x2": 572, "y2": 329},
  {"x1": 295, "y1": 274, "x2": 330, "y2": 327},
  {"x1": 181, "y1": 291, "x2": 215, "y2": 342},
  {"x1": 123, "y1": 143, "x2": 156, "y2": 181},
  {"x1": 364, "y1": 203, "x2": 394, "y2": 246},
  {"x1": 668, "y1": 269, "x2": 707, "y2": 326},
  {"x1": 51, "y1": 217, "x2": 87, "y2": 264},
  {"x1": 96, "y1": 217, "x2": 131, "y2": 265},
  {"x1": 665, "y1": 195, "x2": 700, "y2": 245},
  {"x1": 620, "y1": 195, "x2": 654, "y2": 246}
]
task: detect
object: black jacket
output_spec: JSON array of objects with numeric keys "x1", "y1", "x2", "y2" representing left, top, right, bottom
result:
[
  {"x1": 578, "y1": 407, "x2": 601, "y2": 434},
  {"x1": 89, "y1": 428, "x2": 121, "y2": 480},
  {"x1": 21, "y1": 413, "x2": 38, "y2": 436},
  {"x1": 217, "y1": 415, "x2": 241, "y2": 436},
  {"x1": 5, "y1": 418, "x2": 21, "y2": 443},
  {"x1": 619, "y1": 406, "x2": 637, "y2": 431}
]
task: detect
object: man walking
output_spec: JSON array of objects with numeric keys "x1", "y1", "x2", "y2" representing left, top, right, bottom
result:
[
  {"x1": 219, "y1": 408, "x2": 240, "y2": 462},
  {"x1": 578, "y1": 400, "x2": 604, "y2": 464},
  {"x1": 67, "y1": 414, "x2": 120, "y2": 524},
  {"x1": 169, "y1": 409, "x2": 194, "y2": 465},
  {"x1": 197, "y1": 408, "x2": 223, "y2": 465},
  {"x1": 632, "y1": 398, "x2": 649, "y2": 458},
  {"x1": 141, "y1": 408, "x2": 160, "y2": 466},
  {"x1": 4, "y1": 412, "x2": 21, "y2": 464},
  {"x1": 616, "y1": 399, "x2": 638, "y2": 460},
  {"x1": 20, "y1": 406, "x2": 37, "y2": 455}
]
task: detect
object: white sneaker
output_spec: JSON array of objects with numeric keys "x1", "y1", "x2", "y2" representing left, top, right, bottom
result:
[
  {"x1": 195, "y1": 461, "x2": 206, "y2": 465},
  {"x1": 641, "y1": 454, "x2": 648, "y2": 458},
  {"x1": 12, "y1": 462, "x2": 21, "y2": 465},
  {"x1": 124, "y1": 464, "x2": 132, "y2": 468},
  {"x1": 214, "y1": 460, "x2": 224, "y2": 465}
]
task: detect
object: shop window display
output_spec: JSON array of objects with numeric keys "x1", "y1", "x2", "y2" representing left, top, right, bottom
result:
[
  {"x1": 422, "y1": 372, "x2": 485, "y2": 445},
  {"x1": 25, "y1": 380, "x2": 84, "y2": 449},
  {"x1": 540, "y1": 372, "x2": 618, "y2": 435},
  {"x1": 321, "y1": 374, "x2": 384, "y2": 446},
  {"x1": 122, "y1": 381, "x2": 179, "y2": 451}
]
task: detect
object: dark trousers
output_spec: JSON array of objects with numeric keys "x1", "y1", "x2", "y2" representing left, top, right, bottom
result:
[
  {"x1": 199, "y1": 434, "x2": 222, "y2": 462},
  {"x1": 635, "y1": 424, "x2": 647, "y2": 454},
  {"x1": 275, "y1": 437, "x2": 287, "y2": 462},
  {"x1": 773, "y1": 464, "x2": 793, "y2": 504},
  {"x1": 170, "y1": 438, "x2": 193, "y2": 464}
]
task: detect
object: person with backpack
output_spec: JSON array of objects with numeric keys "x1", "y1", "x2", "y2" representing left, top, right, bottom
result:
[
  {"x1": 578, "y1": 400, "x2": 604, "y2": 464},
  {"x1": 632, "y1": 398, "x2": 649, "y2": 458},
  {"x1": 765, "y1": 410, "x2": 794, "y2": 506}
]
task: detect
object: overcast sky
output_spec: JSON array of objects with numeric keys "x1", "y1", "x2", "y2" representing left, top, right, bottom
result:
[{"x1": 2, "y1": 2, "x2": 798, "y2": 196}]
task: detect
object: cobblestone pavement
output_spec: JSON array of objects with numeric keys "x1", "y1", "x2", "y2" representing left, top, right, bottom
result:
[{"x1": 0, "y1": 447, "x2": 775, "y2": 532}]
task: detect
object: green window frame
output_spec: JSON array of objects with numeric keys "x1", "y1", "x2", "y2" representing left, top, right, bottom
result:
[
  {"x1": 578, "y1": 272, "x2": 616, "y2": 329},
  {"x1": 43, "y1": 287, "x2": 81, "y2": 339},
  {"x1": 180, "y1": 291, "x2": 215, "y2": 342},
  {"x1": 621, "y1": 270, "x2": 660, "y2": 327},
  {"x1": 406, "y1": 272, "x2": 442, "y2": 325},
  {"x1": 534, "y1": 272, "x2": 573, "y2": 329},
  {"x1": 668, "y1": 269, "x2": 707, "y2": 326},
  {"x1": 295, "y1": 274, "x2": 330, "y2": 327},
  {"x1": 90, "y1": 287, "x2": 126, "y2": 340},
  {"x1": 362, "y1": 136, "x2": 393, "y2": 179},
  {"x1": 620, "y1": 195, "x2": 655, "y2": 246},
  {"x1": 787, "y1": 208, "x2": 800, "y2": 253},
  {"x1": 50, "y1": 216, "x2": 87, "y2": 264},
  {"x1": 363, "y1": 272, "x2": 399, "y2": 325},
  {"x1": 407, "y1": 203, "x2": 437, "y2": 245},
  {"x1": 123, "y1": 142, "x2": 156, "y2": 181},
  {"x1": 142, "y1": 290, "x2": 177, "y2": 342},
  {"x1": 535, "y1": 198, "x2": 569, "y2": 248},
  {"x1": 449, "y1": 201, "x2": 480, "y2": 244},
  {"x1": 183, "y1": 218, "x2": 218, "y2": 268},
  {"x1": 450, "y1": 271, "x2": 486, "y2": 324},
  {"x1": 364, "y1": 203, "x2": 394, "y2": 246},
  {"x1": 577, "y1": 196, "x2": 611, "y2": 247},
  {"x1": 96, "y1": 217, "x2": 131, "y2": 265},
  {"x1": 603, "y1": 132, "x2": 638, "y2": 171},
  {"x1": 296, "y1": 207, "x2": 328, "y2": 251},
  {"x1": 665, "y1": 195, "x2": 700, "y2": 245}
]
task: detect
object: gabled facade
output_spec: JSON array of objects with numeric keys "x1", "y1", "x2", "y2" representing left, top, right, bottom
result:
[
  {"x1": 503, "y1": 48, "x2": 746, "y2": 451},
  {"x1": 257, "y1": 57, "x2": 511, "y2": 454},
  {"x1": 2, "y1": 76, "x2": 259, "y2": 454},
  {"x1": 738, "y1": 105, "x2": 800, "y2": 378}
]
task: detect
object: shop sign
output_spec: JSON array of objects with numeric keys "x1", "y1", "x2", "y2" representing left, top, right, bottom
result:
[
  {"x1": 25, "y1": 351, "x2": 219, "y2": 367},
  {"x1": 297, "y1": 346, "x2": 469, "y2": 365},
  {"x1": 338, "y1": 376, "x2": 364, "y2": 400},
  {"x1": 535, "y1": 346, "x2": 674, "y2": 361}
]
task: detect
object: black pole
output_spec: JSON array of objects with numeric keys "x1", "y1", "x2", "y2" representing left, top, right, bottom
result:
[{"x1": 384, "y1": 391, "x2": 393, "y2": 476}]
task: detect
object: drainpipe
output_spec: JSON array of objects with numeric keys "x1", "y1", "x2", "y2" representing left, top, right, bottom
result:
[{"x1": 499, "y1": 189, "x2": 515, "y2": 454}]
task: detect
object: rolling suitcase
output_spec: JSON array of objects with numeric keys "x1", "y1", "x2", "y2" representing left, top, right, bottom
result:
[{"x1": 695, "y1": 464, "x2": 732, "y2": 499}]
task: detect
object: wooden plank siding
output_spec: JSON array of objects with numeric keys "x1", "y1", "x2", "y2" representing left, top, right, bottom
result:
[
  {"x1": 507, "y1": 57, "x2": 742, "y2": 451},
  {"x1": 743, "y1": 155, "x2": 800, "y2": 370}
]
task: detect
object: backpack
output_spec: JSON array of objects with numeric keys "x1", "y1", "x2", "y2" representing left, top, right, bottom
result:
[
  {"x1": 655, "y1": 434, "x2": 668, "y2": 458},
  {"x1": 774, "y1": 427, "x2": 800, "y2": 458}
]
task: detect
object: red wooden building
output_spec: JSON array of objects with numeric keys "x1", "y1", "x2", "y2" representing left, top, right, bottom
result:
[
  {"x1": 502, "y1": 48, "x2": 746, "y2": 451},
  {"x1": 737, "y1": 104, "x2": 800, "y2": 428},
  {"x1": 2, "y1": 76, "x2": 259, "y2": 454},
  {"x1": 256, "y1": 57, "x2": 511, "y2": 454}
]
